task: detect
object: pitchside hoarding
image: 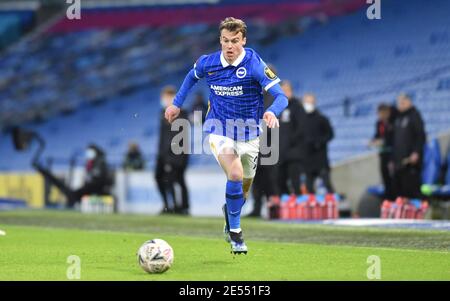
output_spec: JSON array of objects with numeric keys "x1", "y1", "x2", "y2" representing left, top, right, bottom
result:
[{"x1": 115, "y1": 168, "x2": 230, "y2": 216}]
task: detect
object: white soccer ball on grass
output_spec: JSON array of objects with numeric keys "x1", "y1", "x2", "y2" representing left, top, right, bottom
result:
[{"x1": 137, "y1": 239, "x2": 174, "y2": 274}]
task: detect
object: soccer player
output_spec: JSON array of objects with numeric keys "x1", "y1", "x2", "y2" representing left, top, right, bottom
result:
[{"x1": 165, "y1": 17, "x2": 288, "y2": 254}]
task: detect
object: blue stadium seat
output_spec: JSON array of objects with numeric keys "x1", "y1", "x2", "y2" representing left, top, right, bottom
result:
[
  {"x1": 422, "y1": 139, "x2": 441, "y2": 185},
  {"x1": 434, "y1": 148, "x2": 450, "y2": 196},
  {"x1": 1, "y1": 0, "x2": 450, "y2": 171}
]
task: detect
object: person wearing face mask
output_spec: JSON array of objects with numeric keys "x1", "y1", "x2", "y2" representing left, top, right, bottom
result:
[
  {"x1": 68, "y1": 144, "x2": 112, "y2": 208},
  {"x1": 301, "y1": 93, "x2": 335, "y2": 194},
  {"x1": 248, "y1": 64, "x2": 282, "y2": 217},
  {"x1": 155, "y1": 85, "x2": 190, "y2": 215},
  {"x1": 277, "y1": 80, "x2": 306, "y2": 196}
]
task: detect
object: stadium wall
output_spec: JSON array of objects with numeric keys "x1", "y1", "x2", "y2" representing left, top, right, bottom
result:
[
  {"x1": 0, "y1": 173, "x2": 44, "y2": 208},
  {"x1": 115, "y1": 168, "x2": 227, "y2": 216},
  {"x1": 331, "y1": 153, "x2": 379, "y2": 214},
  {"x1": 333, "y1": 130, "x2": 450, "y2": 214}
]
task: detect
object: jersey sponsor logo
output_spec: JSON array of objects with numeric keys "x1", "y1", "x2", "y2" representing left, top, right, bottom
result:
[
  {"x1": 236, "y1": 67, "x2": 247, "y2": 79},
  {"x1": 210, "y1": 85, "x2": 244, "y2": 96},
  {"x1": 264, "y1": 66, "x2": 277, "y2": 80}
]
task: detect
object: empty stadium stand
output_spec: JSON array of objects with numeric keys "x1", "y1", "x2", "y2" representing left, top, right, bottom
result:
[{"x1": 0, "y1": 0, "x2": 449, "y2": 172}]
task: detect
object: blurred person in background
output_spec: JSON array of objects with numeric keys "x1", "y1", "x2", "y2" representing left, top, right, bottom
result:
[
  {"x1": 370, "y1": 103, "x2": 394, "y2": 200},
  {"x1": 156, "y1": 85, "x2": 190, "y2": 215},
  {"x1": 392, "y1": 93, "x2": 426, "y2": 199},
  {"x1": 68, "y1": 144, "x2": 112, "y2": 208},
  {"x1": 189, "y1": 91, "x2": 208, "y2": 124},
  {"x1": 277, "y1": 80, "x2": 305, "y2": 196},
  {"x1": 122, "y1": 142, "x2": 145, "y2": 171},
  {"x1": 302, "y1": 93, "x2": 335, "y2": 194},
  {"x1": 248, "y1": 64, "x2": 281, "y2": 217}
]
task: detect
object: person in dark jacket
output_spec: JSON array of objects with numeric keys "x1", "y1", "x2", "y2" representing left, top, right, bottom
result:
[
  {"x1": 392, "y1": 93, "x2": 426, "y2": 199},
  {"x1": 302, "y1": 93, "x2": 335, "y2": 193},
  {"x1": 123, "y1": 142, "x2": 145, "y2": 171},
  {"x1": 248, "y1": 65, "x2": 280, "y2": 217},
  {"x1": 69, "y1": 144, "x2": 112, "y2": 208},
  {"x1": 370, "y1": 103, "x2": 394, "y2": 200},
  {"x1": 277, "y1": 81, "x2": 305, "y2": 195},
  {"x1": 155, "y1": 85, "x2": 190, "y2": 215},
  {"x1": 189, "y1": 92, "x2": 208, "y2": 124}
]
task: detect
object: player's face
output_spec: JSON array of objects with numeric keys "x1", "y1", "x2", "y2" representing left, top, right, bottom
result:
[{"x1": 220, "y1": 29, "x2": 246, "y2": 64}]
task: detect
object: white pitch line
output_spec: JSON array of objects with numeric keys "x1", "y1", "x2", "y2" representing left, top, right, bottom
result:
[{"x1": 0, "y1": 229, "x2": 5, "y2": 236}]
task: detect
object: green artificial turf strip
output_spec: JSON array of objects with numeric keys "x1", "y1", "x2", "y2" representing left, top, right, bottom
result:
[
  {"x1": 0, "y1": 224, "x2": 448, "y2": 280},
  {"x1": 0, "y1": 210, "x2": 449, "y2": 251}
]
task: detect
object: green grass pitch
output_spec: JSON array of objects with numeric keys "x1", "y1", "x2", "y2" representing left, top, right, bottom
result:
[{"x1": 0, "y1": 210, "x2": 449, "y2": 280}]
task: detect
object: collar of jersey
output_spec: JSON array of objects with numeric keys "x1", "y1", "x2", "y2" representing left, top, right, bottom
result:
[{"x1": 220, "y1": 49, "x2": 246, "y2": 68}]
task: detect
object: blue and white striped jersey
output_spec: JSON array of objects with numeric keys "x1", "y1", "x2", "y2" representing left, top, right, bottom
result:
[{"x1": 193, "y1": 48, "x2": 281, "y2": 141}]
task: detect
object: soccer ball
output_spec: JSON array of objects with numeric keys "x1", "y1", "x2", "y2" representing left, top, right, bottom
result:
[{"x1": 137, "y1": 239, "x2": 174, "y2": 274}]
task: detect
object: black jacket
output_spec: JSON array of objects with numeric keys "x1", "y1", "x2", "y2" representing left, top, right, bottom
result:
[
  {"x1": 279, "y1": 98, "x2": 306, "y2": 163},
  {"x1": 302, "y1": 110, "x2": 334, "y2": 172},
  {"x1": 123, "y1": 150, "x2": 145, "y2": 170},
  {"x1": 373, "y1": 120, "x2": 394, "y2": 156},
  {"x1": 258, "y1": 91, "x2": 275, "y2": 161},
  {"x1": 157, "y1": 109, "x2": 189, "y2": 169},
  {"x1": 392, "y1": 106, "x2": 426, "y2": 168},
  {"x1": 84, "y1": 155, "x2": 111, "y2": 187}
]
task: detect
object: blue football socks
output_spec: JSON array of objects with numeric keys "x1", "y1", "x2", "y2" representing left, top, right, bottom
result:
[{"x1": 225, "y1": 180, "x2": 245, "y2": 233}]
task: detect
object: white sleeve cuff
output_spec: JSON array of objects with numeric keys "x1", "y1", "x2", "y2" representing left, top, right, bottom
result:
[
  {"x1": 193, "y1": 69, "x2": 200, "y2": 80},
  {"x1": 264, "y1": 78, "x2": 281, "y2": 91}
]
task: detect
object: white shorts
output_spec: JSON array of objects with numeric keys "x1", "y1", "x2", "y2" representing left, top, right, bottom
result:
[{"x1": 208, "y1": 134, "x2": 260, "y2": 179}]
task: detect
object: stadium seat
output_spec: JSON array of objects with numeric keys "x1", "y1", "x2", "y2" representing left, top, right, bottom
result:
[
  {"x1": 1, "y1": 0, "x2": 450, "y2": 170},
  {"x1": 422, "y1": 139, "x2": 441, "y2": 185}
]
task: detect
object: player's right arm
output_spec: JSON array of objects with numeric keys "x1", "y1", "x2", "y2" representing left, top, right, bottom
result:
[{"x1": 165, "y1": 56, "x2": 207, "y2": 123}]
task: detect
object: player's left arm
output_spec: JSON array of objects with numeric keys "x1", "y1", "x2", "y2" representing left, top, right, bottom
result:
[{"x1": 252, "y1": 58, "x2": 288, "y2": 128}]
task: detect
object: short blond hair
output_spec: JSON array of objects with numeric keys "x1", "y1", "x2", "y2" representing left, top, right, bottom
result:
[{"x1": 219, "y1": 17, "x2": 247, "y2": 38}]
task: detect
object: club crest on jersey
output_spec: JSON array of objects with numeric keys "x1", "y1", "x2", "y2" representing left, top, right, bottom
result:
[
  {"x1": 236, "y1": 67, "x2": 247, "y2": 79},
  {"x1": 264, "y1": 66, "x2": 277, "y2": 80}
]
